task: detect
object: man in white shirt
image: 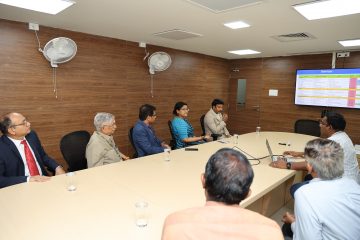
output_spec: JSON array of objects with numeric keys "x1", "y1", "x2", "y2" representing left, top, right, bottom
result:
[
  {"x1": 204, "y1": 99, "x2": 230, "y2": 139},
  {"x1": 270, "y1": 112, "x2": 360, "y2": 196},
  {"x1": 326, "y1": 113, "x2": 359, "y2": 183},
  {"x1": 282, "y1": 138, "x2": 360, "y2": 240}
]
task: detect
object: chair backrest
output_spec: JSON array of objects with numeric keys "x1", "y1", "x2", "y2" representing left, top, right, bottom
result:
[
  {"x1": 294, "y1": 119, "x2": 321, "y2": 137},
  {"x1": 167, "y1": 120, "x2": 176, "y2": 149},
  {"x1": 128, "y1": 127, "x2": 138, "y2": 158},
  {"x1": 200, "y1": 114, "x2": 205, "y2": 136},
  {"x1": 60, "y1": 130, "x2": 90, "y2": 172}
]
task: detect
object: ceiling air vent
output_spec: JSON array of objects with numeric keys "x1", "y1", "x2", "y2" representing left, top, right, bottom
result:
[
  {"x1": 153, "y1": 29, "x2": 202, "y2": 40},
  {"x1": 272, "y1": 32, "x2": 316, "y2": 42},
  {"x1": 184, "y1": 0, "x2": 263, "y2": 13}
]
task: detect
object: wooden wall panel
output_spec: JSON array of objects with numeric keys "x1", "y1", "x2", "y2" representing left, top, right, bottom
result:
[
  {"x1": 0, "y1": 19, "x2": 229, "y2": 168},
  {"x1": 229, "y1": 53, "x2": 360, "y2": 144}
]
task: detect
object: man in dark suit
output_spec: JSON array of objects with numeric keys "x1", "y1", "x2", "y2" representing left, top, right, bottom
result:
[
  {"x1": 132, "y1": 104, "x2": 170, "y2": 157},
  {"x1": 0, "y1": 112, "x2": 65, "y2": 188}
]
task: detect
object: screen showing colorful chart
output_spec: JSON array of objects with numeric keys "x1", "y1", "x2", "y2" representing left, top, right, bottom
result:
[{"x1": 295, "y1": 68, "x2": 360, "y2": 109}]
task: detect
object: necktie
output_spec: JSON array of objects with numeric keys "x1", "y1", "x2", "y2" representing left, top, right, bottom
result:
[{"x1": 20, "y1": 140, "x2": 40, "y2": 176}]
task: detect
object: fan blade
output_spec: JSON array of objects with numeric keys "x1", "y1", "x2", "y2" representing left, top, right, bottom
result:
[
  {"x1": 155, "y1": 61, "x2": 165, "y2": 69},
  {"x1": 149, "y1": 55, "x2": 161, "y2": 65},
  {"x1": 160, "y1": 54, "x2": 170, "y2": 62}
]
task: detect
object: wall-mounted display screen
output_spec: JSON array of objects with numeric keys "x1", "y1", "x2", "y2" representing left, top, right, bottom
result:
[{"x1": 295, "y1": 68, "x2": 360, "y2": 109}]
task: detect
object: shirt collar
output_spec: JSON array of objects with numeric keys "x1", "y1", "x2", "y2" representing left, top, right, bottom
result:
[
  {"x1": 96, "y1": 131, "x2": 113, "y2": 140},
  {"x1": 7, "y1": 135, "x2": 26, "y2": 147},
  {"x1": 331, "y1": 131, "x2": 343, "y2": 137},
  {"x1": 210, "y1": 108, "x2": 220, "y2": 115},
  {"x1": 138, "y1": 120, "x2": 151, "y2": 128}
]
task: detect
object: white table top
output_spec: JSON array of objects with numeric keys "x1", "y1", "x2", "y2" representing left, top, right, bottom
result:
[{"x1": 0, "y1": 132, "x2": 315, "y2": 240}]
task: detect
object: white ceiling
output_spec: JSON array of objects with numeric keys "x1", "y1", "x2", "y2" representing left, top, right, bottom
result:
[{"x1": 0, "y1": 0, "x2": 360, "y2": 59}]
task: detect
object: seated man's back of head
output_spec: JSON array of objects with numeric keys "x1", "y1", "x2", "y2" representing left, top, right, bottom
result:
[{"x1": 161, "y1": 148, "x2": 283, "y2": 240}]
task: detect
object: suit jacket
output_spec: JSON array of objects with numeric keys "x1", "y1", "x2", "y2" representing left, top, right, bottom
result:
[
  {"x1": 132, "y1": 120, "x2": 164, "y2": 157},
  {"x1": 0, "y1": 131, "x2": 60, "y2": 188}
]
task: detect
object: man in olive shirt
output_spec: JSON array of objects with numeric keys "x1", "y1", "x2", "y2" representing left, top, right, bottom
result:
[{"x1": 86, "y1": 112, "x2": 129, "y2": 168}]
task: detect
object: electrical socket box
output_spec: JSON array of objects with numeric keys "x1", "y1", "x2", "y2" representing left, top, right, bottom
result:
[
  {"x1": 139, "y1": 42, "x2": 146, "y2": 48},
  {"x1": 269, "y1": 89, "x2": 278, "y2": 96},
  {"x1": 336, "y1": 52, "x2": 350, "y2": 58},
  {"x1": 28, "y1": 22, "x2": 39, "y2": 31}
]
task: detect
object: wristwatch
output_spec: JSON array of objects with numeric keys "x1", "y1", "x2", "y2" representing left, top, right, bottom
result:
[{"x1": 286, "y1": 162, "x2": 292, "y2": 170}]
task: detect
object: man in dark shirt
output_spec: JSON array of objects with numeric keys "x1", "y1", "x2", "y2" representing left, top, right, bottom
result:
[{"x1": 132, "y1": 104, "x2": 170, "y2": 157}]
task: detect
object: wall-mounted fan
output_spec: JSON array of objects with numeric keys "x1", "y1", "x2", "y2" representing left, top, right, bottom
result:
[
  {"x1": 36, "y1": 36, "x2": 77, "y2": 98},
  {"x1": 43, "y1": 37, "x2": 77, "y2": 68},
  {"x1": 148, "y1": 52, "x2": 172, "y2": 74},
  {"x1": 147, "y1": 51, "x2": 172, "y2": 98}
]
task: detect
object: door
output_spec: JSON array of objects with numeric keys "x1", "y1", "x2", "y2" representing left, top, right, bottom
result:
[{"x1": 227, "y1": 59, "x2": 263, "y2": 134}]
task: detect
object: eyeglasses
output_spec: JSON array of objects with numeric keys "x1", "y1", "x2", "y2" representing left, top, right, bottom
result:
[
  {"x1": 11, "y1": 119, "x2": 28, "y2": 128},
  {"x1": 180, "y1": 108, "x2": 190, "y2": 111}
]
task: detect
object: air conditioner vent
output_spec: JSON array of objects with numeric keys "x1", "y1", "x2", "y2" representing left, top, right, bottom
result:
[
  {"x1": 153, "y1": 29, "x2": 202, "y2": 40},
  {"x1": 272, "y1": 32, "x2": 316, "y2": 42}
]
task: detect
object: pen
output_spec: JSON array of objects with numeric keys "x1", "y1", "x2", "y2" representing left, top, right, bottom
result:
[{"x1": 278, "y1": 143, "x2": 286, "y2": 145}]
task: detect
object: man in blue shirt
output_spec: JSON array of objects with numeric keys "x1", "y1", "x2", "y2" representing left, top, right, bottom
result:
[{"x1": 132, "y1": 104, "x2": 170, "y2": 157}]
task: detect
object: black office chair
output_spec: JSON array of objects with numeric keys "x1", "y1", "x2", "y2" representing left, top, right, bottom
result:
[
  {"x1": 167, "y1": 120, "x2": 176, "y2": 150},
  {"x1": 128, "y1": 127, "x2": 138, "y2": 158},
  {"x1": 294, "y1": 119, "x2": 321, "y2": 137},
  {"x1": 200, "y1": 114, "x2": 206, "y2": 136},
  {"x1": 60, "y1": 130, "x2": 90, "y2": 172}
]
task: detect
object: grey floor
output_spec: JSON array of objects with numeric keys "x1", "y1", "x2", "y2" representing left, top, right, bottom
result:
[
  {"x1": 270, "y1": 200, "x2": 294, "y2": 226},
  {"x1": 271, "y1": 201, "x2": 295, "y2": 239}
]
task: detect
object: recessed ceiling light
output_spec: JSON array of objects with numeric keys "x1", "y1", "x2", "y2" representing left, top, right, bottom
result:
[
  {"x1": 338, "y1": 39, "x2": 360, "y2": 47},
  {"x1": 224, "y1": 21, "x2": 250, "y2": 29},
  {"x1": 0, "y1": 0, "x2": 75, "y2": 15},
  {"x1": 292, "y1": 0, "x2": 360, "y2": 20},
  {"x1": 228, "y1": 49, "x2": 261, "y2": 55}
]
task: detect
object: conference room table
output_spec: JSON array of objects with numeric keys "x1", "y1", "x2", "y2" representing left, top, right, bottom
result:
[{"x1": 0, "y1": 132, "x2": 315, "y2": 240}]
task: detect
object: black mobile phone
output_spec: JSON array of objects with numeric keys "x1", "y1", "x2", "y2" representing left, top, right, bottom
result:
[{"x1": 185, "y1": 147, "x2": 198, "y2": 151}]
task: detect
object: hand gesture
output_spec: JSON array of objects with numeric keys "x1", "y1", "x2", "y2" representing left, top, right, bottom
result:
[{"x1": 222, "y1": 113, "x2": 228, "y2": 122}]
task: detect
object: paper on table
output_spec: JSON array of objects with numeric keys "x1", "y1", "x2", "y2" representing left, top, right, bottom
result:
[{"x1": 218, "y1": 139, "x2": 230, "y2": 144}]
